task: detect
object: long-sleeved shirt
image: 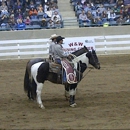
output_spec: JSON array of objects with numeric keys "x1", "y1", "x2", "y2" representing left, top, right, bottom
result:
[
  {"x1": 49, "y1": 41, "x2": 55, "y2": 56},
  {"x1": 53, "y1": 44, "x2": 67, "y2": 59}
]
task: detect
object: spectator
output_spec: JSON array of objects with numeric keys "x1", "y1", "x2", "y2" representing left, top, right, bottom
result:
[
  {"x1": 45, "y1": 7, "x2": 53, "y2": 18},
  {"x1": 79, "y1": 10, "x2": 91, "y2": 25},
  {"x1": 47, "y1": 19, "x2": 55, "y2": 28},
  {"x1": 1, "y1": 7, "x2": 9, "y2": 17},
  {"x1": 107, "y1": 9, "x2": 116, "y2": 21},
  {"x1": 125, "y1": 15, "x2": 130, "y2": 23},
  {"x1": 8, "y1": 14, "x2": 16, "y2": 30},
  {"x1": 29, "y1": 7, "x2": 38, "y2": 19},
  {"x1": 51, "y1": 5, "x2": 59, "y2": 15},
  {"x1": 75, "y1": 1, "x2": 83, "y2": 12},
  {"x1": 24, "y1": 15, "x2": 31, "y2": 25},
  {"x1": 84, "y1": 3, "x2": 92, "y2": 13},
  {"x1": 51, "y1": 10, "x2": 61, "y2": 23},
  {"x1": 101, "y1": 10, "x2": 108, "y2": 23},
  {"x1": 16, "y1": 18, "x2": 26, "y2": 30},
  {"x1": 0, "y1": 14, "x2": 9, "y2": 27},
  {"x1": 29, "y1": 1, "x2": 36, "y2": 9},
  {"x1": 37, "y1": 4, "x2": 44, "y2": 11},
  {"x1": 0, "y1": 1, "x2": 8, "y2": 11},
  {"x1": 15, "y1": 8, "x2": 24, "y2": 19},
  {"x1": 116, "y1": 15, "x2": 125, "y2": 25},
  {"x1": 53, "y1": 16, "x2": 62, "y2": 28}
]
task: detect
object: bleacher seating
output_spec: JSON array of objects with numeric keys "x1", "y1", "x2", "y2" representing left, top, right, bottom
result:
[
  {"x1": 0, "y1": 0, "x2": 64, "y2": 31},
  {"x1": 70, "y1": 0, "x2": 130, "y2": 27}
]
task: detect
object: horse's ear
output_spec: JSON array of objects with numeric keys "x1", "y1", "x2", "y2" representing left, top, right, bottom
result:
[{"x1": 84, "y1": 46, "x2": 88, "y2": 52}]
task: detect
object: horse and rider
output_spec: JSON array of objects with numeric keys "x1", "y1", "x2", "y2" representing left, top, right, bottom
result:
[
  {"x1": 49, "y1": 34, "x2": 77, "y2": 84},
  {"x1": 24, "y1": 37, "x2": 100, "y2": 108}
]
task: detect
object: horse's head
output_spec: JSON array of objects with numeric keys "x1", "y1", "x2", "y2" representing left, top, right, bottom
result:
[{"x1": 86, "y1": 50, "x2": 100, "y2": 69}]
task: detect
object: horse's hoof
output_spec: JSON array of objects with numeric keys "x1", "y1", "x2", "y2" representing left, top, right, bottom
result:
[
  {"x1": 70, "y1": 103, "x2": 77, "y2": 107},
  {"x1": 39, "y1": 104, "x2": 45, "y2": 109}
]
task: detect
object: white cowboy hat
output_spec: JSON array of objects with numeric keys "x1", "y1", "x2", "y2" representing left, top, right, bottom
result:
[{"x1": 50, "y1": 34, "x2": 58, "y2": 40}]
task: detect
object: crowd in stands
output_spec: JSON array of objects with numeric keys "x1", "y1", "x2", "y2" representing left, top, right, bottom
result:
[
  {"x1": 0, "y1": 0, "x2": 63, "y2": 31},
  {"x1": 70, "y1": 0, "x2": 130, "y2": 27}
]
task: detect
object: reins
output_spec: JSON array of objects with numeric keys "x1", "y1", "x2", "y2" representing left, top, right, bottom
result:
[{"x1": 81, "y1": 67, "x2": 93, "y2": 79}]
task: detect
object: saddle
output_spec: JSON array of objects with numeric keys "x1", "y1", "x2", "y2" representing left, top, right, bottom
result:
[{"x1": 49, "y1": 59, "x2": 77, "y2": 84}]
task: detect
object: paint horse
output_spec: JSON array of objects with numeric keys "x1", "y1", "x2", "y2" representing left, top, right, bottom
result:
[{"x1": 24, "y1": 46, "x2": 100, "y2": 109}]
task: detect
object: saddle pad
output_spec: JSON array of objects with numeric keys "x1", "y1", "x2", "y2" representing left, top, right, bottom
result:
[{"x1": 61, "y1": 59, "x2": 77, "y2": 84}]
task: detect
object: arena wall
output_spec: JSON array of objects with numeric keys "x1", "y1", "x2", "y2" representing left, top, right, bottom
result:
[{"x1": 0, "y1": 26, "x2": 130, "y2": 60}]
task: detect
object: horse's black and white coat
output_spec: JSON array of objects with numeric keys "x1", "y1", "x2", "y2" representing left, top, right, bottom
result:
[{"x1": 24, "y1": 46, "x2": 100, "y2": 109}]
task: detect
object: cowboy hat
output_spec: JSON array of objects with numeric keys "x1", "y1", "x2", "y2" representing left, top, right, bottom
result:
[
  {"x1": 56, "y1": 36, "x2": 65, "y2": 43},
  {"x1": 50, "y1": 34, "x2": 58, "y2": 40}
]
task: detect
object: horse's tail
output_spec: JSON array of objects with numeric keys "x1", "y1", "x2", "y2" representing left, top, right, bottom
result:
[{"x1": 24, "y1": 66, "x2": 30, "y2": 93}]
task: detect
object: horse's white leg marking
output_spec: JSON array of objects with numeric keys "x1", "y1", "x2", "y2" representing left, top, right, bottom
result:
[
  {"x1": 69, "y1": 89, "x2": 77, "y2": 107},
  {"x1": 36, "y1": 83, "x2": 45, "y2": 109},
  {"x1": 31, "y1": 62, "x2": 45, "y2": 109},
  {"x1": 69, "y1": 89, "x2": 76, "y2": 95}
]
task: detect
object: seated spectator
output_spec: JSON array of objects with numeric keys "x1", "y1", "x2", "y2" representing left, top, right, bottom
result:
[
  {"x1": 29, "y1": 7, "x2": 38, "y2": 19},
  {"x1": 1, "y1": 8, "x2": 9, "y2": 17},
  {"x1": 16, "y1": 18, "x2": 26, "y2": 30},
  {"x1": 15, "y1": 8, "x2": 24, "y2": 20},
  {"x1": 116, "y1": 15, "x2": 125, "y2": 25},
  {"x1": 97, "y1": 4, "x2": 106, "y2": 14},
  {"x1": 53, "y1": 16, "x2": 62, "y2": 28},
  {"x1": 79, "y1": 10, "x2": 91, "y2": 26},
  {"x1": 8, "y1": 14, "x2": 16, "y2": 30},
  {"x1": 51, "y1": 10, "x2": 61, "y2": 22},
  {"x1": 37, "y1": 4, "x2": 44, "y2": 12},
  {"x1": 107, "y1": 9, "x2": 116, "y2": 21},
  {"x1": 45, "y1": 7, "x2": 53, "y2": 18},
  {"x1": 101, "y1": 10, "x2": 108, "y2": 23},
  {"x1": 112, "y1": 5, "x2": 120, "y2": 15},
  {"x1": 75, "y1": 1, "x2": 83, "y2": 12},
  {"x1": 29, "y1": 1, "x2": 36, "y2": 9},
  {"x1": 83, "y1": 3, "x2": 92, "y2": 13},
  {"x1": 0, "y1": 2, "x2": 8, "y2": 11},
  {"x1": 15, "y1": 1, "x2": 23, "y2": 11},
  {"x1": 51, "y1": 5, "x2": 59, "y2": 15},
  {"x1": 0, "y1": 14, "x2": 9, "y2": 27},
  {"x1": 124, "y1": 15, "x2": 130, "y2": 23},
  {"x1": 44, "y1": 1, "x2": 50, "y2": 12},
  {"x1": 37, "y1": 7, "x2": 44, "y2": 13},
  {"x1": 86, "y1": 10, "x2": 93, "y2": 24},
  {"x1": 95, "y1": 17, "x2": 103, "y2": 26},
  {"x1": 47, "y1": 19, "x2": 55, "y2": 28},
  {"x1": 24, "y1": 15, "x2": 31, "y2": 25}
]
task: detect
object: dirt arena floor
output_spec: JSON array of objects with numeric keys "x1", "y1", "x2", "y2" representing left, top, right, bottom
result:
[{"x1": 0, "y1": 54, "x2": 130, "y2": 129}]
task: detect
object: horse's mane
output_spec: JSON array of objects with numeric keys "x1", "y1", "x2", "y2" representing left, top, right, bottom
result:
[{"x1": 71, "y1": 46, "x2": 88, "y2": 57}]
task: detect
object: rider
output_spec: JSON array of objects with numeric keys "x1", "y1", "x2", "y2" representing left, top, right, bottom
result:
[
  {"x1": 54, "y1": 36, "x2": 76, "y2": 83},
  {"x1": 53, "y1": 36, "x2": 67, "y2": 64},
  {"x1": 53, "y1": 36, "x2": 68, "y2": 83},
  {"x1": 49, "y1": 34, "x2": 59, "y2": 61}
]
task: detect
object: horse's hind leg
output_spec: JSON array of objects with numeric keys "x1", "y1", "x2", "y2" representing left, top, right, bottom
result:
[
  {"x1": 36, "y1": 83, "x2": 45, "y2": 109},
  {"x1": 64, "y1": 84, "x2": 69, "y2": 100}
]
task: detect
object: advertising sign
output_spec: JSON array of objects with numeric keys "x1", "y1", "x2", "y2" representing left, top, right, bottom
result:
[{"x1": 62, "y1": 37, "x2": 95, "y2": 55}]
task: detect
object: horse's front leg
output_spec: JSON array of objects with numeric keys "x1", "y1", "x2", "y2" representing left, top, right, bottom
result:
[
  {"x1": 36, "y1": 83, "x2": 45, "y2": 109},
  {"x1": 69, "y1": 84, "x2": 77, "y2": 107}
]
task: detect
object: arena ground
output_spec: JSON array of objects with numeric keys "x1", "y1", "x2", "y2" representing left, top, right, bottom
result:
[{"x1": 0, "y1": 54, "x2": 130, "y2": 129}]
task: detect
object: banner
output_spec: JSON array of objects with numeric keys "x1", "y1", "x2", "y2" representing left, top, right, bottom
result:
[{"x1": 62, "y1": 37, "x2": 95, "y2": 55}]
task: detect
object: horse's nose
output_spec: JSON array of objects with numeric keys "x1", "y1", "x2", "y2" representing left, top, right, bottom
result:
[{"x1": 97, "y1": 63, "x2": 100, "y2": 69}]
